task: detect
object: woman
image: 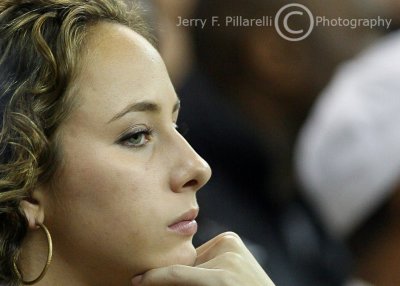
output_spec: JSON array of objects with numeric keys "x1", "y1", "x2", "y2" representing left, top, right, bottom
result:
[{"x1": 0, "y1": 0, "x2": 274, "y2": 285}]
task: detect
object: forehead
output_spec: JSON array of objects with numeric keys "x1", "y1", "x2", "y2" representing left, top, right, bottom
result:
[{"x1": 70, "y1": 22, "x2": 174, "y2": 124}]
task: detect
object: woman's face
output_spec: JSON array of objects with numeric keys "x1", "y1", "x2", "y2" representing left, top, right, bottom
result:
[{"x1": 41, "y1": 22, "x2": 211, "y2": 284}]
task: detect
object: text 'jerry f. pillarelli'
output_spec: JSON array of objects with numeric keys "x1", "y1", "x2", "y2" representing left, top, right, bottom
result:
[{"x1": 176, "y1": 16, "x2": 274, "y2": 28}]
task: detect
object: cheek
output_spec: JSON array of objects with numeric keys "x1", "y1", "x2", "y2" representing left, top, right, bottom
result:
[
  {"x1": 48, "y1": 147, "x2": 146, "y2": 239},
  {"x1": 57, "y1": 145, "x2": 148, "y2": 200},
  {"x1": 53, "y1": 147, "x2": 155, "y2": 224},
  {"x1": 46, "y1": 142, "x2": 196, "y2": 274}
]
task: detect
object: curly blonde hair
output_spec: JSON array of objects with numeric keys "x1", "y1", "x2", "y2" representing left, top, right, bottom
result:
[{"x1": 0, "y1": 1, "x2": 151, "y2": 284}]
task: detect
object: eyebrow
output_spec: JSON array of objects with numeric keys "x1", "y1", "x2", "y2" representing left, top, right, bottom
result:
[{"x1": 107, "y1": 99, "x2": 181, "y2": 124}]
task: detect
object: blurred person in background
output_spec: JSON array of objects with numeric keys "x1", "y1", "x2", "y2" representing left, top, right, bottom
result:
[
  {"x1": 295, "y1": 26, "x2": 400, "y2": 286},
  {"x1": 149, "y1": 0, "x2": 386, "y2": 285},
  {"x1": 192, "y1": 0, "x2": 378, "y2": 200}
]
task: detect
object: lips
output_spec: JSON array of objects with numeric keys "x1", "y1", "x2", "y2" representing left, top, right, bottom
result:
[{"x1": 168, "y1": 208, "x2": 199, "y2": 236}]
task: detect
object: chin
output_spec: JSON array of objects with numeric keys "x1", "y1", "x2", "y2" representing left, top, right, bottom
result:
[
  {"x1": 151, "y1": 241, "x2": 197, "y2": 269},
  {"x1": 168, "y1": 241, "x2": 197, "y2": 266},
  {"x1": 172, "y1": 243, "x2": 197, "y2": 266}
]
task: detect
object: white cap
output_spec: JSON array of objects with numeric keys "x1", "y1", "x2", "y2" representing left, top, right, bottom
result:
[{"x1": 295, "y1": 31, "x2": 400, "y2": 238}]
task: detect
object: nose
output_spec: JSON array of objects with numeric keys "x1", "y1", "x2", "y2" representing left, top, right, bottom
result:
[{"x1": 169, "y1": 133, "x2": 212, "y2": 193}]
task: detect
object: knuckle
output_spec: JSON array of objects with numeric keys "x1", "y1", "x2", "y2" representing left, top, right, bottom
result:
[
  {"x1": 218, "y1": 232, "x2": 243, "y2": 248},
  {"x1": 228, "y1": 251, "x2": 244, "y2": 263},
  {"x1": 220, "y1": 231, "x2": 241, "y2": 239},
  {"x1": 221, "y1": 251, "x2": 244, "y2": 267},
  {"x1": 218, "y1": 269, "x2": 237, "y2": 286},
  {"x1": 166, "y1": 265, "x2": 182, "y2": 280}
]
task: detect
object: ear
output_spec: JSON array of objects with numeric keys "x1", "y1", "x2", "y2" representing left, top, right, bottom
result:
[{"x1": 20, "y1": 197, "x2": 45, "y2": 230}]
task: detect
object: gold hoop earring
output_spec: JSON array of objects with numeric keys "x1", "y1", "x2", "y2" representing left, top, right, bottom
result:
[{"x1": 13, "y1": 222, "x2": 53, "y2": 285}]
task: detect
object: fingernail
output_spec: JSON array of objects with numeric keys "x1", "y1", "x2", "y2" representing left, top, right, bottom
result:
[{"x1": 131, "y1": 275, "x2": 143, "y2": 285}]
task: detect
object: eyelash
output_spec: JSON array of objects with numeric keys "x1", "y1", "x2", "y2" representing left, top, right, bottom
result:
[
  {"x1": 118, "y1": 126, "x2": 153, "y2": 148},
  {"x1": 117, "y1": 122, "x2": 188, "y2": 148}
]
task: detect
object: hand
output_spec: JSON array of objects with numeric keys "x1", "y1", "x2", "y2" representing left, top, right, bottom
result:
[{"x1": 131, "y1": 232, "x2": 275, "y2": 286}]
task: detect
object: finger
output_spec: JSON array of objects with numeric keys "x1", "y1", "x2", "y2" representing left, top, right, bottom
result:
[
  {"x1": 196, "y1": 251, "x2": 244, "y2": 269},
  {"x1": 195, "y1": 232, "x2": 243, "y2": 257},
  {"x1": 197, "y1": 250, "x2": 270, "y2": 281},
  {"x1": 195, "y1": 232, "x2": 247, "y2": 265},
  {"x1": 131, "y1": 265, "x2": 221, "y2": 286},
  {"x1": 195, "y1": 253, "x2": 276, "y2": 286}
]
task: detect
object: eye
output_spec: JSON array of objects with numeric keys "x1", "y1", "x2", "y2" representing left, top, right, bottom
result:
[{"x1": 118, "y1": 126, "x2": 153, "y2": 148}]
